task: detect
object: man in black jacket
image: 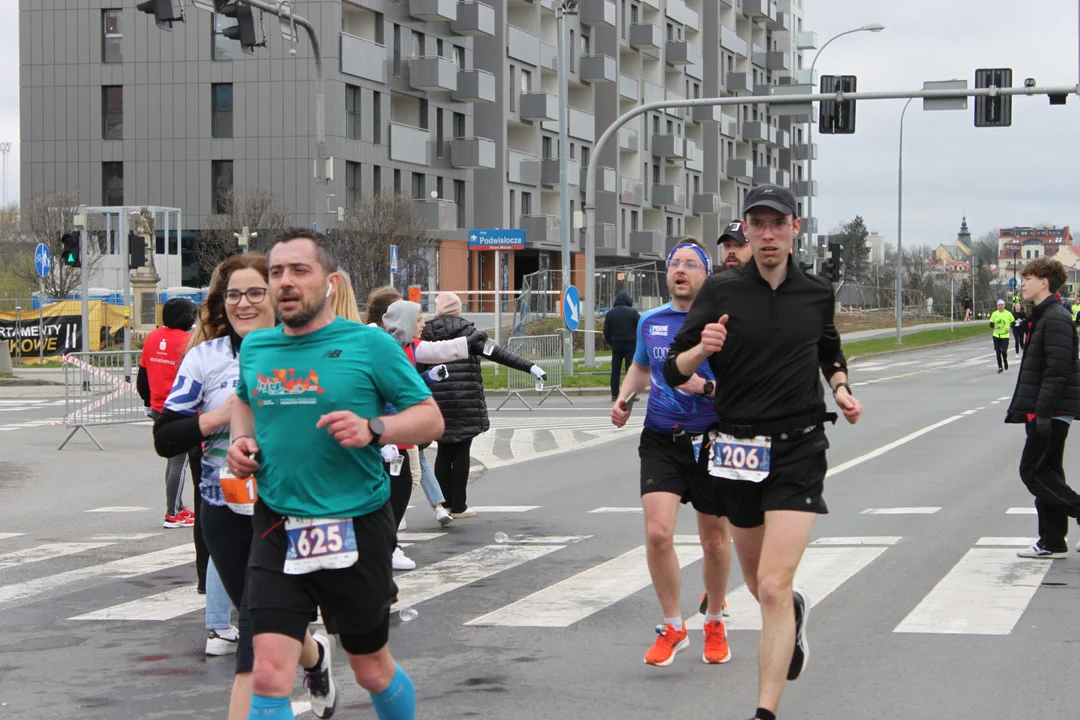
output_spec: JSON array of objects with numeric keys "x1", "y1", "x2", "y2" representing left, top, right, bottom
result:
[
  {"x1": 603, "y1": 291, "x2": 640, "y2": 401},
  {"x1": 1006, "y1": 257, "x2": 1080, "y2": 559}
]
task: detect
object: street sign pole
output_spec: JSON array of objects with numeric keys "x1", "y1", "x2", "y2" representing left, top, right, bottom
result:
[
  {"x1": 33, "y1": 242, "x2": 52, "y2": 364},
  {"x1": 494, "y1": 249, "x2": 502, "y2": 355}
]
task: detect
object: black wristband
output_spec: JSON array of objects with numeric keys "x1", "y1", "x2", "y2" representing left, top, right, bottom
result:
[
  {"x1": 231, "y1": 434, "x2": 251, "y2": 444},
  {"x1": 832, "y1": 382, "x2": 852, "y2": 397}
]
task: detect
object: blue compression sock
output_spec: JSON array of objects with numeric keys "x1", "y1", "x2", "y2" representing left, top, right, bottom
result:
[
  {"x1": 371, "y1": 664, "x2": 416, "y2": 720},
  {"x1": 248, "y1": 694, "x2": 294, "y2": 719}
]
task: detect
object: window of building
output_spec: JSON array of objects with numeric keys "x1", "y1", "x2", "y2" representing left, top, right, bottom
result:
[
  {"x1": 630, "y1": 210, "x2": 639, "y2": 230},
  {"x1": 394, "y1": 169, "x2": 402, "y2": 193},
  {"x1": 392, "y1": 25, "x2": 402, "y2": 75},
  {"x1": 509, "y1": 189, "x2": 516, "y2": 226},
  {"x1": 411, "y1": 30, "x2": 424, "y2": 57},
  {"x1": 437, "y1": 39, "x2": 445, "y2": 57},
  {"x1": 521, "y1": 69, "x2": 532, "y2": 93},
  {"x1": 630, "y1": 4, "x2": 639, "y2": 26},
  {"x1": 569, "y1": 142, "x2": 576, "y2": 160},
  {"x1": 455, "y1": 45, "x2": 465, "y2": 69},
  {"x1": 419, "y1": 98, "x2": 429, "y2": 130},
  {"x1": 212, "y1": 83, "x2": 234, "y2": 139},
  {"x1": 667, "y1": 216, "x2": 674, "y2": 236},
  {"x1": 102, "y1": 162, "x2": 124, "y2": 206},
  {"x1": 373, "y1": 92, "x2": 382, "y2": 143},
  {"x1": 211, "y1": 161, "x2": 233, "y2": 213},
  {"x1": 436, "y1": 176, "x2": 445, "y2": 200},
  {"x1": 652, "y1": 163, "x2": 660, "y2": 185},
  {"x1": 345, "y1": 161, "x2": 361, "y2": 207},
  {"x1": 345, "y1": 85, "x2": 360, "y2": 141},
  {"x1": 542, "y1": 136, "x2": 553, "y2": 159},
  {"x1": 102, "y1": 86, "x2": 123, "y2": 140},
  {"x1": 412, "y1": 172, "x2": 425, "y2": 199},
  {"x1": 581, "y1": 32, "x2": 590, "y2": 57},
  {"x1": 454, "y1": 179, "x2": 466, "y2": 228},
  {"x1": 652, "y1": 115, "x2": 660, "y2": 135},
  {"x1": 509, "y1": 66, "x2": 517, "y2": 112},
  {"x1": 436, "y1": 109, "x2": 445, "y2": 158},
  {"x1": 521, "y1": 191, "x2": 532, "y2": 217},
  {"x1": 581, "y1": 146, "x2": 590, "y2": 170},
  {"x1": 569, "y1": 30, "x2": 576, "y2": 71},
  {"x1": 212, "y1": 13, "x2": 239, "y2": 61},
  {"x1": 453, "y1": 112, "x2": 465, "y2": 139},
  {"x1": 373, "y1": 166, "x2": 382, "y2": 195},
  {"x1": 102, "y1": 9, "x2": 122, "y2": 64}
]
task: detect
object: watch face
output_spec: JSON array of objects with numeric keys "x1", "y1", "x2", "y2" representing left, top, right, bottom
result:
[{"x1": 369, "y1": 417, "x2": 386, "y2": 436}]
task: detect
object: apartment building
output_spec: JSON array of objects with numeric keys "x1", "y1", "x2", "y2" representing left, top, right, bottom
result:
[{"x1": 18, "y1": 0, "x2": 818, "y2": 294}]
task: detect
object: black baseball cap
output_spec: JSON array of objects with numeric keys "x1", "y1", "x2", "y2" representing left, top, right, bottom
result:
[
  {"x1": 744, "y1": 184, "x2": 797, "y2": 217},
  {"x1": 718, "y1": 220, "x2": 748, "y2": 244}
]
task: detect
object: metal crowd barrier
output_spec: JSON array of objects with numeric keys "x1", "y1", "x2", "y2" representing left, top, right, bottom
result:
[
  {"x1": 56, "y1": 350, "x2": 147, "y2": 450},
  {"x1": 495, "y1": 334, "x2": 573, "y2": 411}
]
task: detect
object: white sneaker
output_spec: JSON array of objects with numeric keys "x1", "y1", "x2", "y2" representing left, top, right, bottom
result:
[
  {"x1": 398, "y1": 517, "x2": 407, "y2": 531},
  {"x1": 433, "y1": 505, "x2": 453, "y2": 527},
  {"x1": 304, "y1": 633, "x2": 337, "y2": 719},
  {"x1": 205, "y1": 625, "x2": 239, "y2": 656},
  {"x1": 1017, "y1": 543, "x2": 1068, "y2": 559},
  {"x1": 392, "y1": 545, "x2": 416, "y2": 570}
]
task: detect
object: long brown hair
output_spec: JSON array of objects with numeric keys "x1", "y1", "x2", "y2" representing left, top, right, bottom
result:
[
  {"x1": 333, "y1": 269, "x2": 363, "y2": 323},
  {"x1": 187, "y1": 253, "x2": 269, "y2": 350},
  {"x1": 364, "y1": 286, "x2": 403, "y2": 327}
]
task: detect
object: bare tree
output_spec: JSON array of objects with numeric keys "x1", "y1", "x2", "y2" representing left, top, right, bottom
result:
[
  {"x1": 972, "y1": 228, "x2": 1000, "y2": 267},
  {"x1": 902, "y1": 245, "x2": 936, "y2": 293},
  {"x1": 199, "y1": 188, "x2": 292, "y2": 281},
  {"x1": 6, "y1": 191, "x2": 102, "y2": 298},
  {"x1": 332, "y1": 193, "x2": 435, "y2": 304}
]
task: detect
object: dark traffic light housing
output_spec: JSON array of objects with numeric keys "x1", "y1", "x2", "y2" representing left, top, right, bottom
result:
[
  {"x1": 136, "y1": 0, "x2": 185, "y2": 31},
  {"x1": 220, "y1": 2, "x2": 265, "y2": 54},
  {"x1": 819, "y1": 75, "x2": 857, "y2": 135},
  {"x1": 975, "y1": 68, "x2": 1013, "y2": 127},
  {"x1": 59, "y1": 232, "x2": 81, "y2": 267},
  {"x1": 823, "y1": 239, "x2": 844, "y2": 282}
]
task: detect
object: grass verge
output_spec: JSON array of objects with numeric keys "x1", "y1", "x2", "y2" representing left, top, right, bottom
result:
[
  {"x1": 482, "y1": 362, "x2": 613, "y2": 391},
  {"x1": 842, "y1": 324, "x2": 987, "y2": 358}
]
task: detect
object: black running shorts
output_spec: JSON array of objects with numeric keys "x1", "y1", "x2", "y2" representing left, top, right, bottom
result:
[
  {"x1": 719, "y1": 430, "x2": 830, "y2": 529},
  {"x1": 247, "y1": 499, "x2": 398, "y2": 653},
  {"x1": 639, "y1": 428, "x2": 726, "y2": 517}
]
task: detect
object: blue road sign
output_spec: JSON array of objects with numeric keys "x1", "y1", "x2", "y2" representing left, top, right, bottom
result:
[
  {"x1": 468, "y1": 229, "x2": 526, "y2": 251},
  {"x1": 34, "y1": 243, "x2": 52, "y2": 278},
  {"x1": 563, "y1": 286, "x2": 581, "y2": 332},
  {"x1": 390, "y1": 245, "x2": 399, "y2": 273},
  {"x1": 1008, "y1": 277, "x2": 1018, "y2": 290}
]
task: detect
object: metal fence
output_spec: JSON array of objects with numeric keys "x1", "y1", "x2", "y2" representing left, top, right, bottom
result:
[
  {"x1": 56, "y1": 350, "x2": 147, "y2": 450},
  {"x1": 495, "y1": 334, "x2": 573, "y2": 411}
]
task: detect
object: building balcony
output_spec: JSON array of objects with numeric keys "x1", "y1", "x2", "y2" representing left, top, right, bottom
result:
[
  {"x1": 753, "y1": 51, "x2": 790, "y2": 71},
  {"x1": 743, "y1": 121, "x2": 775, "y2": 144},
  {"x1": 685, "y1": 140, "x2": 703, "y2": 171},
  {"x1": 408, "y1": 56, "x2": 458, "y2": 92},
  {"x1": 618, "y1": 127, "x2": 638, "y2": 153},
  {"x1": 793, "y1": 68, "x2": 818, "y2": 86},
  {"x1": 769, "y1": 9, "x2": 789, "y2": 31},
  {"x1": 580, "y1": 0, "x2": 616, "y2": 27},
  {"x1": 643, "y1": 80, "x2": 665, "y2": 104},
  {"x1": 651, "y1": 133, "x2": 685, "y2": 157},
  {"x1": 521, "y1": 214, "x2": 562, "y2": 247},
  {"x1": 775, "y1": 129, "x2": 791, "y2": 148},
  {"x1": 665, "y1": 40, "x2": 697, "y2": 66},
  {"x1": 720, "y1": 114, "x2": 739, "y2": 138},
  {"x1": 410, "y1": 0, "x2": 456, "y2": 22},
  {"x1": 776, "y1": 169, "x2": 790, "y2": 186},
  {"x1": 629, "y1": 23, "x2": 663, "y2": 57},
  {"x1": 540, "y1": 42, "x2": 557, "y2": 72},
  {"x1": 802, "y1": 216, "x2": 818, "y2": 235},
  {"x1": 692, "y1": 104, "x2": 723, "y2": 124},
  {"x1": 727, "y1": 158, "x2": 753, "y2": 181},
  {"x1": 745, "y1": 0, "x2": 776, "y2": 23},
  {"x1": 414, "y1": 198, "x2": 458, "y2": 230},
  {"x1": 580, "y1": 54, "x2": 617, "y2": 84},
  {"x1": 619, "y1": 176, "x2": 644, "y2": 204},
  {"x1": 754, "y1": 166, "x2": 778, "y2": 184},
  {"x1": 720, "y1": 25, "x2": 748, "y2": 57},
  {"x1": 507, "y1": 24, "x2": 541, "y2": 67},
  {"x1": 629, "y1": 230, "x2": 661, "y2": 256},
  {"x1": 449, "y1": 137, "x2": 496, "y2": 169},
  {"x1": 451, "y1": 68, "x2": 496, "y2": 103},
  {"x1": 542, "y1": 107, "x2": 595, "y2": 141},
  {"x1": 651, "y1": 184, "x2": 685, "y2": 210},
  {"x1": 521, "y1": 92, "x2": 559, "y2": 121},
  {"x1": 619, "y1": 73, "x2": 639, "y2": 101},
  {"x1": 666, "y1": 0, "x2": 699, "y2": 31},
  {"x1": 540, "y1": 158, "x2": 582, "y2": 187},
  {"x1": 796, "y1": 30, "x2": 818, "y2": 49},
  {"x1": 389, "y1": 122, "x2": 431, "y2": 165},
  {"x1": 692, "y1": 192, "x2": 721, "y2": 215},
  {"x1": 593, "y1": 223, "x2": 618, "y2": 253},
  {"x1": 727, "y1": 72, "x2": 754, "y2": 93},
  {"x1": 581, "y1": 165, "x2": 617, "y2": 193},
  {"x1": 451, "y1": 1, "x2": 495, "y2": 36},
  {"x1": 719, "y1": 201, "x2": 734, "y2": 219},
  {"x1": 507, "y1": 149, "x2": 541, "y2": 185},
  {"x1": 341, "y1": 33, "x2": 387, "y2": 84},
  {"x1": 794, "y1": 142, "x2": 818, "y2": 161},
  {"x1": 793, "y1": 180, "x2": 818, "y2": 197}
]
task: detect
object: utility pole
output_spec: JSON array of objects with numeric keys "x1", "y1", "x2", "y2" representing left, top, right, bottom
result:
[
  {"x1": 0, "y1": 142, "x2": 10, "y2": 208},
  {"x1": 556, "y1": 0, "x2": 578, "y2": 377}
]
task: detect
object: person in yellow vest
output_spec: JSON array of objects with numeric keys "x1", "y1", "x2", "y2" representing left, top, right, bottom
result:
[{"x1": 990, "y1": 299, "x2": 1015, "y2": 374}]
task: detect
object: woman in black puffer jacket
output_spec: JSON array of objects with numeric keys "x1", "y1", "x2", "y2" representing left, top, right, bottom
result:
[{"x1": 420, "y1": 292, "x2": 546, "y2": 516}]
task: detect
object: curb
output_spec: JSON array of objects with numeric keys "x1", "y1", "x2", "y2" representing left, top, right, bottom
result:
[
  {"x1": 0, "y1": 377, "x2": 65, "y2": 386},
  {"x1": 846, "y1": 335, "x2": 984, "y2": 363}
]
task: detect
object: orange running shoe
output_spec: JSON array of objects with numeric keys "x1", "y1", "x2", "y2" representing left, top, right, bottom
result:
[
  {"x1": 698, "y1": 592, "x2": 730, "y2": 617},
  {"x1": 644, "y1": 623, "x2": 689, "y2": 667},
  {"x1": 702, "y1": 618, "x2": 732, "y2": 664}
]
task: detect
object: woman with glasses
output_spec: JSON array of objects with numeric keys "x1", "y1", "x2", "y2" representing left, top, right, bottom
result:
[{"x1": 152, "y1": 254, "x2": 337, "y2": 720}]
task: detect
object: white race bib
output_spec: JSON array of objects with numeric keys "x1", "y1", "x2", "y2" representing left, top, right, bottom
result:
[
  {"x1": 708, "y1": 432, "x2": 772, "y2": 482},
  {"x1": 283, "y1": 517, "x2": 359, "y2": 575}
]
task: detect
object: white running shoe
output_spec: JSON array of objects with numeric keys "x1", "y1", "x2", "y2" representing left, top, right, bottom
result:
[
  {"x1": 205, "y1": 626, "x2": 239, "y2": 656},
  {"x1": 398, "y1": 517, "x2": 407, "y2": 531},
  {"x1": 305, "y1": 633, "x2": 338, "y2": 719},
  {"x1": 392, "y1": 545, "x2": 416, "y2": 570},
  {"x1": 434, "y1": 505, "x2": 453, "y2": 527}
]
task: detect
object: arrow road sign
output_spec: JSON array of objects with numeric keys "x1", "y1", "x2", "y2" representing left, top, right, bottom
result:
[
  {"x1": 1008, "y1": 277, "x2": 1017, "y2": 290},
  {"x1": 563, "y1": 286, "x2": 581, "y2": 332},
  {"x1": 34, "y1": 243, "x2": 52, "y2": 278},
  {"x1": 390, "y1": 245, "x2": 399, "y2": 273}
]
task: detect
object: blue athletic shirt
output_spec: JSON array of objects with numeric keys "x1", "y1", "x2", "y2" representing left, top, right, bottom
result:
[{"x1": 633, "y1": 303, "x2": 716, "y2": 434}]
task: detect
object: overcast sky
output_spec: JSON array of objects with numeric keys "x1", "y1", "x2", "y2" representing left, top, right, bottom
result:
[{"x1": 1, "y1": 1, "x2": 1077, "y2": 249}]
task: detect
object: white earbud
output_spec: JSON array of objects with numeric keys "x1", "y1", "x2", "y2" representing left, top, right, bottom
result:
[{"x1": 325, "y1": 284, "x2": 333, "y2": 298}]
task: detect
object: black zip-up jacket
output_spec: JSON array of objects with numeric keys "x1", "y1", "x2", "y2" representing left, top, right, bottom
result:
[
  {"x1": 1005, "y1": 296, "x2": 1080, "y2": 423},
  {"x1": 603, "y1": 292, "x2": 641, "y2": 353},
  {"x1": 663, "y1": 259, "x2": 846, "y2": 430}
]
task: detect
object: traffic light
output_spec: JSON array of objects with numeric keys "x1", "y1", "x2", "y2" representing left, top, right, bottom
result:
[
  {"x1": 220, "y1": 2, "x2": 265, "y2": 54},
  {"x1": 128, "y1": 231, "x2": 146, "y2": 269},
  {"x1": 975, "y1": 68, "x2": 1012, "y2": 127},
  {"x1": 823, "y1": 239, "x2": 844, "y2": 282},
  {"x1": 59, "y1": 232, "x2": 81, "y2": 268},
  {"x1": 136, "y1": 0, "x2": 185, "y2": 31},
  {"x1": 819, "y1": 75, "x2": 857, "y2": 135}
]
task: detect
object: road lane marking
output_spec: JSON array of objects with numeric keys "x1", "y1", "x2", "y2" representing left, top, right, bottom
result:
[
  {"x1": 976, "y1": 537, "x2": 1036, "y2": 546},
  {"x1": 90, "y1": 533, "x2": 159, "y2": 541},
  {"x1": 828, "y1": 416, "x2": 964, "y2": 478},
  {"x1": 588, "y1": 507, "x2": 643, "y2": 514},
  {"x1": 894, "y1": 549, "x2": 1052, "y2": 635},
  {"x1": 467, "y1": 506, "x2": 540, "y2": 513},
  {"x1": 1006, "y1": 507, "x2": 1037, "y2": 515},
  {"x1": 70, "y1": 584, "x2": 204, "y2": 621},
  {"x1": 861, "y1": 507, "x2": 941, "y2": 515},
  {"x1": 397, "y1": 532, "x2": 445, "y2": 542},
  {"x1": 811, "y1": 536, "x2": 902, "y2": 546},
  {"x1": 466, "y1": 545, "x2": 704, "y2": 628},
  {"x1": 84, "y1": 506, "x2": 149, "y2": 513},
  {"x1": 0, "y1": 533, "x2": 24, "y2": 541},
  {"x1": 0, "y1": 542, "x2": 115, "y2": 571}
]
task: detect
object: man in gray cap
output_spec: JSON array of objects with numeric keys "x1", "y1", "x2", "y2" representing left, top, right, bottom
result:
[{"x1": 717, "y1": 220, "x2": 753, "y2": 273}]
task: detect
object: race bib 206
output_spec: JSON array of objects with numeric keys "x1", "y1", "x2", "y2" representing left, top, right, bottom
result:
[{"x1": 708, "y1": 432, "x2": 772, "y2": 482}]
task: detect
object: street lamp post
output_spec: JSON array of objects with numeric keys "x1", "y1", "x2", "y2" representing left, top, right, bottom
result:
[
  {"x1": 557, "y1": 0, "x2": 578, "y2": 377},
  {"x1": 0, "y1": 142, "x2": 10, "y2": 208},
  {"x1": 805, "y1": 24, "x2": 884, "y2": 268},
  {"x1": 896, "y1": 96, "x2": 913, "y2": 344}
]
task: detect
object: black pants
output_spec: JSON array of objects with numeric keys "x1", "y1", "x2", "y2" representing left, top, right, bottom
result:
[
  {"x1": 1019, "y1": 420, "x2": 1080, "y2": 552},
  {"x1": 190, "y1": 450, "x2": 208, "y2": 591},
  {"x1": 385, "y1": 452, "x2": 413, "y2": 545},
  {"x1": 435, "y1": 439, "x2": 473, "y2": 514},
  {"x1": 200, "y1": 499, "x2": 255, "y2": 674},
  {"x1": 610, "y1": 347, "x2": 633, "y2": 400},
  {"x1": 1012, "y1": 327, "x2": 1025, "y2": 355},
  {"x1": 993, "y1": 336, "x2": 1010, "y2": 370}
]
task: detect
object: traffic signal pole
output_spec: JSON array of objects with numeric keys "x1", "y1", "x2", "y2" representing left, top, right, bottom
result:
[{"x1": 581, "y1": 81, "x2": 1080, "y2": 366}]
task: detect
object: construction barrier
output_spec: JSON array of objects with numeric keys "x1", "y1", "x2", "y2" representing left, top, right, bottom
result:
[
  {"x1": 56, "y1": 350, "x2": 147, "y2": 450},
  {"x1": 495, "y1": 334, "x2": 573, "y2": 411}
]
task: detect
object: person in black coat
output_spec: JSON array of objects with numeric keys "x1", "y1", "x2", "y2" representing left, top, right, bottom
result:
[
  {"x1": 1011, "y1": 300, "x2": 1027, "y2": 358},
  {"x1": 420, "y1": 292, "x2": 546, "y2": 517},
  {"x1": 1005, "y1": 257, "x2": 1080, "y2": 559},
  {"x1": 603, "y1": 291, "x2": 640, "y2": 401}
]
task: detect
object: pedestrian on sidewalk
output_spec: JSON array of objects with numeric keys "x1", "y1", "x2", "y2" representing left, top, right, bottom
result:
[
  {"x1": 990, "y1": 299, "x2": 1015, "y2": 373},
  {"x1": 1011, "y1": 301, "x2": 1028, "y2": 358},
  {"x1": 420, "y1": 291, "x2": 546, "y2": 517},
  {"x1": 1005, "y1": 257, "x2": 1080, "y2": 560},
  {"x1": 138, "y1": 297, "x2": 199, "y2": 529},
  {"x1": 603, "y1": 291, "x2": 640, "y2": 402}
]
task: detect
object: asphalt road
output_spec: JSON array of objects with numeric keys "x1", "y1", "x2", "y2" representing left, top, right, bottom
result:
[{"x1": 1, "y1": 338, "x2": 1078, "y2": 719}]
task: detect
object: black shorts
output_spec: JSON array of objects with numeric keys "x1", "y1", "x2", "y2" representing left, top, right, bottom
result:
[
  {"x1": 639, "y1": 428, "x2": 726, "y2": 517},
  {"x1": 719, "y1": 430, "x2": 830, "y2": 529},
  {"x1": 248, "y1": 499, "x2": 397, "y2": 656}
]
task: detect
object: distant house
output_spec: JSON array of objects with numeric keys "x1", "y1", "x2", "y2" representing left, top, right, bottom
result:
[
  {"x1": 997, "y1": 225, "x2": 1073, "y2": 282},
  {"x1": 927, "y1": 217, "x2": 975, "y2": 278}
]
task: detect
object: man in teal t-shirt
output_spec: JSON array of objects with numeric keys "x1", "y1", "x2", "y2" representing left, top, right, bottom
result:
[
  {"x1": 228, "y1": 229, "x2": 444, "y2": 720},
  {"x1": 989, "y1": 299, "x2": 1015, "y2": 374}
]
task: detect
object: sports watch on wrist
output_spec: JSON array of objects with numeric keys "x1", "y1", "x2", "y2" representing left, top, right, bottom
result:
[
  {"x1": 368, "y1": 417, "x2": 386, "y2": 445},
  {"x1": 702, "y1": 380, "x2": 715, "y2": 396},
  {"x1": 832, "y1": 382, "x2": 852, "y2": 398}
]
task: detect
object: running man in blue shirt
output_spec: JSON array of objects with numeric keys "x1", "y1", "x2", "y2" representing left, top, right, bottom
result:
[{"x1": 611, "y1": 239, "x2": 740, "y2": 667}]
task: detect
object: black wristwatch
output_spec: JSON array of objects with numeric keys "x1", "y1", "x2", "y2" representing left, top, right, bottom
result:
[
  {"x1": 368, "y1": 417, "x2": 386, "y2": 445},
  {"x1": 702, "y1": 380, "x2": 715, "y2": 396},
  {"x1": 832, "y1": 382, "x2": 852, "y2": 398}
]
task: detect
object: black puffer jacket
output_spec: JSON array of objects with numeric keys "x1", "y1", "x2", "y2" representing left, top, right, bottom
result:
[
  {"x1": 420, "y1": 315, "x2": 535, "y2": 444},
  {"x1": 603, "y1": 291, "x2": 641, "y2": 353},
  {"x1": 1005, "y1": 296, "x2": 1080, "y2": 423}
]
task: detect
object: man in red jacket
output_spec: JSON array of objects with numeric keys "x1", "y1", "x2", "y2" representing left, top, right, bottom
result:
[{"x1": 138, "y1": 298, "x2": 198, "y2": 528}]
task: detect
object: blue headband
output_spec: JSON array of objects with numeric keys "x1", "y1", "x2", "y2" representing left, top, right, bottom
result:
[{"x1": 667, "y1": 243, "x2": 712, "y2": 275}]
